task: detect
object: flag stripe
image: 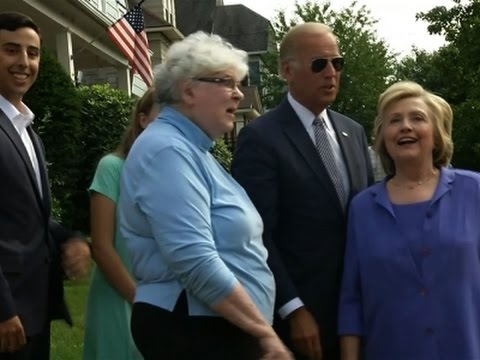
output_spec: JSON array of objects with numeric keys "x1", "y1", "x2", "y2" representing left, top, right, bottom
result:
[{"x1": 107, "y1": 5, "x2": 153, "y2": 87}]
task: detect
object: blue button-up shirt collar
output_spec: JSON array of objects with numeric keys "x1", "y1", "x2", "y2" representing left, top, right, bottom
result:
[{"x1": 159, "y1": 106, "x2": 214, "y2": 153}]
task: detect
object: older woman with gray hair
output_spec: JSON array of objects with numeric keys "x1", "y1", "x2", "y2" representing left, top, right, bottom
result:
[{"x1": 118, "y1": 31, "x2": 292, "y2": 360}]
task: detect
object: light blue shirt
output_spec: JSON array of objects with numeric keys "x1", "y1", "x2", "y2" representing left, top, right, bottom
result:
[{"x1": 119, "y1": 106, "x2": 275, "y2": 323}]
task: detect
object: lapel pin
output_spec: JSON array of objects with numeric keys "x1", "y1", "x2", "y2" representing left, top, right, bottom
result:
[{"x1": 342, "y1": 132, "x2": 349, "y2": 137}]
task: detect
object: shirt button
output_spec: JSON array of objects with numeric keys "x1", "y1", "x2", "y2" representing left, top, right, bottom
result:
[
  {"x1": 425, "y1": 328, "x2": 434, "y2": 335},
  {"x1": 420, "y1": 288, "x2": 428, "y2": 296}
]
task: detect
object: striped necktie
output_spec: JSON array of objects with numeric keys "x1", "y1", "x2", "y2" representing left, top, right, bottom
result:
[{"x1": 313, "y1": 117, "x2": 347, "y2": 209}]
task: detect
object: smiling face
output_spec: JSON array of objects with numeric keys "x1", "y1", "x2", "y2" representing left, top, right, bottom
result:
[
  {"x1": 383, "y1": 96, "x2": 436, "y2": 168},
  {"x1": 182, "y1": 68, "x2": 244, "y2": 139},
  {"x1": 282, "y1": 29, "x2": 342, "y2": 115},
  {"x1": 0, "y1": 27, "x2": 40, "y2": 107}
]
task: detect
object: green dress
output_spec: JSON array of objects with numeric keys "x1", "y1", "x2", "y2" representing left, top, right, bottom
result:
[{"x1": 83, "y1": 154, "x2": 142, "y2": 360}]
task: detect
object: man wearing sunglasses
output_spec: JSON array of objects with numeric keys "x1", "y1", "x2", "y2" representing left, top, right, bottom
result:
[{"x1": 232, "y1": 22, "x2": 373, "y2": 360}]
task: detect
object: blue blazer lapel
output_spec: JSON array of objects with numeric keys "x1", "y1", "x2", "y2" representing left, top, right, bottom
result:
[
  {"x1": 278, "y1": 100, "x2": 343, "y2": 212},
  {"x1": 0, "y1": 112, "x2": 40, "y2": 192},
  {"x1": 27, "y1": 127, "x2": 51, "y2": 214},
  {"x1": 328, "y1": 109, "x2": 355, "y2": 195}
]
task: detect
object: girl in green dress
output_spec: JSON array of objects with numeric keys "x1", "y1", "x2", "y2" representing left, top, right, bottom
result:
[{"x1": 83, "y1": 89, "x2": 160, "y2": 360}]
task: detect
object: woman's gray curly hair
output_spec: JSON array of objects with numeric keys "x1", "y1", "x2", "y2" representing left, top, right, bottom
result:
[{"x1": 153, "y1": 31, "x2": 249, "y2": 104}]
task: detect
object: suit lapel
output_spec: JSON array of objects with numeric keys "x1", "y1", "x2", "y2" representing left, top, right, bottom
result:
[
  {"x1": 28, "y1": 127, "x2": 51, "y2": 214},
  {"x1": 328, "y1": 109, "x2": 356, "y2": 199},
  {"x1": 0, "y1": 111, "x2": 48, "y2": 215},
  {"x1": 278, "y1": 100, "x2": 343, "y2": 212}
]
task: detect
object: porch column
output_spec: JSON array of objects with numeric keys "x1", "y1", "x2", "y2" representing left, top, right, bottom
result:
[
  {"x1": 56, "y1": 30, "x2": 75, "y2": 82},
  {"x1": 117, "y1": 67, "x2": 132, "y2": 96}
]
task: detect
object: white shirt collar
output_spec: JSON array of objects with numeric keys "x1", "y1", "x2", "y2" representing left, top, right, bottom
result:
[
  {"x1": 0, "y1": 95, "x2": 35, "y2": 129},
  {"x1": 287, "y1": 92, "x2": 332, "y2": 130}
]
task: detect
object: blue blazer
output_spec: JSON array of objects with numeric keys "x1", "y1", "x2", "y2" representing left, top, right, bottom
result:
[
  {"x1": 339, "y1": 168, "x2": 480, "y2": 360},
  {"x1": 232, "y1": 98, "x2": 374, "y2": 354},
  {"x1": 0, "y1": 110, "x2": 72, "y2": 336}
]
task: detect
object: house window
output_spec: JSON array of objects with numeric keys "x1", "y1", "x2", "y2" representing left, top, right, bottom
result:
[
  {"x1": 248, "y1": 60, "x2": 261, "y2": 86},
  {"x1": 83, "y1": 0, "x2": 127, "y2": 18},
  {"x1": 85, "y1": 0, "x2": 101, "y2": 9}
]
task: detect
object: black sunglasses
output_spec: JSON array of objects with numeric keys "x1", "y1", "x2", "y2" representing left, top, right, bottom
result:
[
  {"x1": 194, "y1": 77, "x2": 241, "y2": 90},
  {"x1": 311, "y1": 57, "x2": 344, "y2": 73}
]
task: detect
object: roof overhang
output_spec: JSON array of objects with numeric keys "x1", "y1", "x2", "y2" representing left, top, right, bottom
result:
[{"x1": 147, "y1": 26, "x2": 184, "y2": 42}]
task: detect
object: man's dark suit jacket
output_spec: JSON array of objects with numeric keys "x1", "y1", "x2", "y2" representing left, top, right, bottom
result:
[
  {"x1": 0, "y1": 109, "x2": 72, "y2": 336},
  {"x1": 232, "y1": 98, "x2": 374, "y2": 357}
]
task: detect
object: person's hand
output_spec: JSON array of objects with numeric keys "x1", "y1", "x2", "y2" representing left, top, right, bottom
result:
[
  {"x1": 62, "y1": 238, "x2": 91, "y2": 280},
  {"x1": 288, "y1": 307, "x2": 322, "y2": 360},
  {"x1": 259, "y1": 334, "x2": 293, "y2": 360},
  {"x1": 0, "y1": 316, "x2": 26, "y2": 353}
]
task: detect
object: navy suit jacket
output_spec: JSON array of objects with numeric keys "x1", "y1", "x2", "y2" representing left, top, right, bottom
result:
[
  {"x1": 232, "y1": 98, "x2": 374, "y2": 354},
  {"x1": 0, "y1": 109, "x2": 71, "y2": 336}
]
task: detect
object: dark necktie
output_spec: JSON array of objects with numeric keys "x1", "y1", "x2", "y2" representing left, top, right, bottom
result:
[{"x1": 313, "y1": 117, "x2": 347, "y2": 209}]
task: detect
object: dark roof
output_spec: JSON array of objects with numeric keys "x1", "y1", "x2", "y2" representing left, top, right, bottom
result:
[
  {"x1": 175, "y1": 1, "x2": 270, "y2": 53},
  {"x1": 214, "y1": 5, "x2": 270, "y2": 53},
  {"x1": 175, "y1": 0, "x2": 216, "y2": 36}
]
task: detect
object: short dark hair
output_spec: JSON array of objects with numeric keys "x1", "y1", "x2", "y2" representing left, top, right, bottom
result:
[{"x1": 0, "y1": 12, "x2": 40, "y2": 34}]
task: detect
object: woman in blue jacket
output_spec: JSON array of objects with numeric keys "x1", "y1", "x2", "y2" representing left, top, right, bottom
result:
[{"x1": 339, "y1": 81, "x2": 480, "y2": 360}]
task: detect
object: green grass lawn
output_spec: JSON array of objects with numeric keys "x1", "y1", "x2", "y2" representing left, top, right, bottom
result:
[{"x1": 50, "y1": 279, "x2": 90, "y2": 360}]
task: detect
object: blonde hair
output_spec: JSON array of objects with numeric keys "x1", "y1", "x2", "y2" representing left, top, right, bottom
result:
[
  {"x1": 115, "y1": 88, "x2": 157, "y2": 158},
  {"x1": 373, "y1": 81, "x2": 453, "y2": 175}
]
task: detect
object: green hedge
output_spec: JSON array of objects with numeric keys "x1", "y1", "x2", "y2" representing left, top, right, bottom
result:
[
  {"x1": 73, "y1": 85, "x2": 133, "y2": 232},
  {"x1": 24, "y1": 47, "x2": 82, "y2": 226}
]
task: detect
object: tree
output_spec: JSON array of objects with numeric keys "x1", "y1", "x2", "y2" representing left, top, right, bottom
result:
[
  {"x1": 396, "y1": 0, "x2": 480, "y2": 170},
  {"x1": 260, "y1": 0, "x2": 397, "y2": 137},
  {"x1": 417, "y1": 0, "x2": 480, "y2": 101},
  {"x1": 395, "y1": 45, "x2": 467, "y2": 105},
  {"x1": 73, "y1": 84, "x2": 133, "y2": 232},
  {"x1": 211, "y1": 138, "x2": 233, "y2": 171},
  {"x1": 24, "y1": 47, "x2": 83, "y2": 225}
]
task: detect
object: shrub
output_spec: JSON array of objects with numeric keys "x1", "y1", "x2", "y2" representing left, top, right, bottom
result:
[
  {"x1": 73, "y1": 84, "x2": 133, "y2": 232},
  {"x1": 24, "y1": 47, "x2": 83, "y2": 227},
  {"x1": 211, "y1": 138, "x2": 233, "y2": 171}
]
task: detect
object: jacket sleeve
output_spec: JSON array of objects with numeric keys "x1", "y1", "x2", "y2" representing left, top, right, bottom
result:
[
  {"x1": 0, "y1": 267, "x2": 17, "y2": 323},
  {"x1": 232, "y1": 125, "x2": 299, "y2": 309}
]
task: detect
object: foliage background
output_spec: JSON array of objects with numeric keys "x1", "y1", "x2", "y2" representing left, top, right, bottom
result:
[
  {"x1": 24, "y1": 47, "x2": 82, "y2": 226},
  {"x1": 73, "y1": 85, "x2": 133, "y2": 232},
  {"x1": 395, "y1": 0, "x2": 480, "y2": 170}
]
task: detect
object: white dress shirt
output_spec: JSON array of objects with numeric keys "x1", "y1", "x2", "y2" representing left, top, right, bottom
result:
[
  {"x1": 0, "y1": 95, "x2": 43, "y2": 197},
  {"x1": 277, "y1": 93, "x2": 350, "y2": 319}
]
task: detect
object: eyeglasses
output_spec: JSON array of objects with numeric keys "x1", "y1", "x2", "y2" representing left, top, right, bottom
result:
[
  {"x1": 194, "y1": 77, "x2": 241, "y2": 90},
  {"x1": 311, "y1": 57, "x2": 344, "y2": 73}
]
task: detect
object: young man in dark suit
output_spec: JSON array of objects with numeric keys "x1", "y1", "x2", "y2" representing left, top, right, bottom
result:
[
  {"x1": 232, "y1": 22, "x2": 374, "y2": 360},
  {"x1": 0, "y1": 12, "x2": 90, "y2": 360}
]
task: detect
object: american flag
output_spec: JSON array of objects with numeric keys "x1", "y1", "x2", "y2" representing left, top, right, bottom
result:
[{"x1": 108, "y1": 5, "x2": 153, "y2": 87}]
